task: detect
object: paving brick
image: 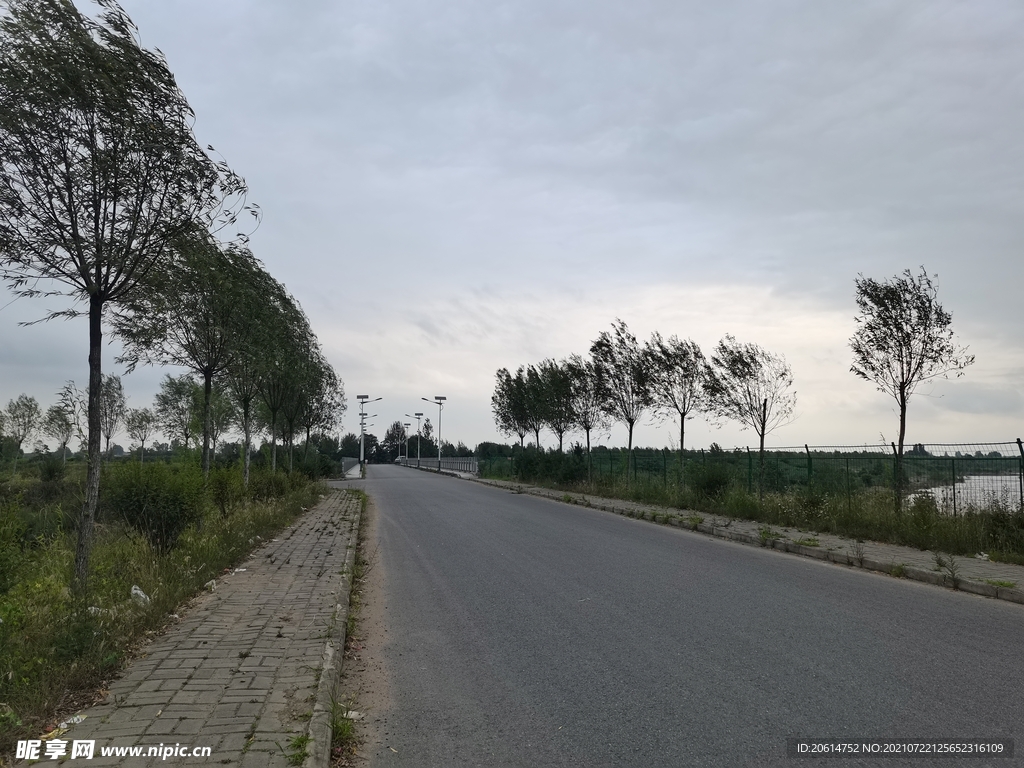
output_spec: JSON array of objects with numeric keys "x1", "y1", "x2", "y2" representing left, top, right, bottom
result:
[{"x1": 57, "y1": 491, "x2": 360, "y2": 766}]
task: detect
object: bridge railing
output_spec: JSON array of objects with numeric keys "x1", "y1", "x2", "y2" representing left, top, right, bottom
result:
[{"x1": 399, "y1": 457, "x2": 479, "y2": 474}]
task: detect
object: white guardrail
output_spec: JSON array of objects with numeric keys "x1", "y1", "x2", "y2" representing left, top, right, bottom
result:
[{"x1": 398, "y1": 457, "x2": 479, "y2": 474}]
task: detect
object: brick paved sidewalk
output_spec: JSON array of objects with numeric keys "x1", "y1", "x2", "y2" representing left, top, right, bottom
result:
[
  {"x1": 470, "y1": 476, "x2": 1024, "y2": 604},
  {"x1": 48, "y1": 490, "x2": 361, "y2": 768}
]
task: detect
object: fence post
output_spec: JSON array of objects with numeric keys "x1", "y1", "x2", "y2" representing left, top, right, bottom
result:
[
  {"x1": 951, "y1": 456, "x2": 957, "y2": 517},
  {"x1": 805, "y1": 444, "x2": 812, "y2": 486},
  {"x1": 845, "y1": 456, "x2": 851, "y2": 513},
  {"x1": 663, "y1": 448, "x2": 667, "y2": 489},
  {"x1": 891, "y1": 441, "x2": 901, "y2": 514},
  {"x1": 1017, "y1": 438, "x2": 1023, "y2": 512},
  {"x1": 747, "y1": 447, "x2": 752, "y2": 495}
]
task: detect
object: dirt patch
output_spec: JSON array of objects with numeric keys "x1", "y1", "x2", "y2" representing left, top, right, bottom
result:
[{"x1": 335, "y1": 494, "x2": 392, "y2": 766}]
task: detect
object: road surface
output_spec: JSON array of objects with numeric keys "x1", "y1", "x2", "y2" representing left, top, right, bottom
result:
[{"x1": 347, "y1": 465, "x2": 1022, "y2": 767}]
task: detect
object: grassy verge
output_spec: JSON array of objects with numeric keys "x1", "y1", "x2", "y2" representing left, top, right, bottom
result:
[
  {"x1": 0, "y1": 476, "x2": 324, "y2": 756},
  {"x1": 485, "y1": 471, "x2": 1024, "y2": 565}
]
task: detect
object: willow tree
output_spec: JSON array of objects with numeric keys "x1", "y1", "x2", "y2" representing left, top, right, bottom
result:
[
  {"x1": 566, "y1": 354, "x2": 608, "y2": 482},
  {"x1": 850, "y1": 268, "x2": 973, "y2": 509},
  {"x1": 0, "y1": 0, "x2": 247, "y2": 593},
  {"x1": 707, "y1": 335, "x2": 796, "y2": 498},
  {"x1": 491, "y1": 367, "x2": 529, "y2": 449},
  {"x1": 648, "y1": 333, "x2": 709, "y2": 472},
  {"x1": 117, "y1": 233, "x2": 262, "y2": 478},
  {"x1": 258, "y1": 285, "x2": 314, "y2": 472},
  {"x1": 590, "y1": 319, "x2": 653, "y2": 487}
]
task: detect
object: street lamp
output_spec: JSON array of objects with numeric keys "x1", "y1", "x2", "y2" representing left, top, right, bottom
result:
[
  {"x1": 421, "y1": 396, "x2": 445, "y2": 471},
  {"x1": 356, "y1": 394, "x2": 381, "y2": 468},
  {"x1": 403, "y1": 423, "x2": 411, "y2": 464},
  {"x1": 405, "y1": 412, "x2": 423, "y2": 467}
]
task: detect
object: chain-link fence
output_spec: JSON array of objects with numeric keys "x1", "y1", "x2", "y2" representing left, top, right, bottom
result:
[{"x1": 482, "y1": 439, "x2": 1024, "y2": 514}]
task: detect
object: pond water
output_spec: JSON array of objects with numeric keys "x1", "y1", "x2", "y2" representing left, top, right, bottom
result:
[{"x1": 909, "y1": 474, "x2": 1023, "y2": 513}]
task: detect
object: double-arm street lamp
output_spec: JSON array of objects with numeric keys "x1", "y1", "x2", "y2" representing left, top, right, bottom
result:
[
  {"x1": 421, "y1": 396, "x2": 446, "y2": 471},
  {"x1": 356, "y1": 394, "x2": 381, "y2": 468},
  {"x1": 405, "y1": 412, "x2": 423, "y2": 467}
]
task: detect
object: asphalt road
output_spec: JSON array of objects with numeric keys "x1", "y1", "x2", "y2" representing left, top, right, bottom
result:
[{"x1": 352, "y1": 465, "x2": 1023, "y2": 768}]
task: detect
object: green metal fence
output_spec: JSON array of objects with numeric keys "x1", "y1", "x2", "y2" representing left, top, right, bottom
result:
[{"x1": 481, "y1": 440, "x2": 1024, "y2": 514}]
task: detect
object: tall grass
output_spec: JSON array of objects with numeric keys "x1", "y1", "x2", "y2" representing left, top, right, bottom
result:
[
  {"x1": 483, "y1": 460, "x2": 1024, "y2": 565},
  {"x1": 0, "y1": 467, "x2": 323, "y2": 754}
]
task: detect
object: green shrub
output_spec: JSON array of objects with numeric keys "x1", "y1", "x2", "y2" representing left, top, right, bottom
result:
[
  {"x1": 103, "y1": 462, "x2": 205, "y2": 552},
  {"x1": 38, "y1": 454, "x2": 67, "y2": 482},
  {"x1": 209, "y1": 466, "x2": 244, "y2": 517},
  {"x1": 247, "y1": 468, "x2": 289, "y2": 501},
  {"x1": 689, "y1": 462, "x2": 733, "y2": 498},
  {"x1": 0, "y1": 500, "x2": 28, "y2": 594}
]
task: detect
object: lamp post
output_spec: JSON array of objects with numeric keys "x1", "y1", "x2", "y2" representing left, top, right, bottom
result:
[
  {"x1": 421, "y1": 396, "x2": 445, "y2": 471},
  {"x1": 406, "y1": 412, "x2": 423, "y2": 467},
  {"x1": 356, "y1": 395, "x2": 381, "y2": 469},
  {"x1": 403, "y1": 423, "x2": 411, "y2": 464}
]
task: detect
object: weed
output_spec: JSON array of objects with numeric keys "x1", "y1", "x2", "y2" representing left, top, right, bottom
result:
[
  {"x1": 933, "y1": 552, "x2": 962, "y2": 589},
  {"x1": 285, "y1": 734, "x2": 310, "y2": 766},
  {"x1": 850, "y1": 541, "x2": 866, "y2": 567},
  {"x1": 758, "y1": 525, "x2": 781, "y2": 546},
  {"x1": 686, "y1": 514, "x2": 704, "y2": 529},
  {"x1": 984, "y1": 579, "x2": 1017, "y2": 589},
  {"x1": 330, "y1": 697, "x2": 358, "y2": 759},
  {"x1": 891, "y1": 563, "x2": 907, "y2": 578},
  {"x1": 238, "y1": 651, "x2": 250, "y2": 660}
]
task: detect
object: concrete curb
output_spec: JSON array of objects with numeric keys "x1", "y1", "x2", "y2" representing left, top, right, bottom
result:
[
  {"x1": 468, "y1": 477, "x2": 1024, "y2": 608},
  {"x1": 303, "y1": 493, "x2": 362, "y2": 768}
]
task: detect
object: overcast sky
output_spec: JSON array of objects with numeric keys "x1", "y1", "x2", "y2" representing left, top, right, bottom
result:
[{"x1": 2, "y1": 0, "x2": 1022, "y2": 452}]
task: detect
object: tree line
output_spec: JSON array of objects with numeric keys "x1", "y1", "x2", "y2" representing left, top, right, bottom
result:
[
  {"x1": 0, "y1": 0, "x2": 344, "y2": 594},
  {"x1": 492, "y1": 320, "x2": 797, "y2": 489},
  {"x1": 493, "y1": 268, "x2": 973, "y2": 503}
]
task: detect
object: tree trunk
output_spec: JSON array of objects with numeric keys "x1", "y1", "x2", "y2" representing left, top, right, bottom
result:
[
  {"x1": 201, "y1": 371, "x2": 213, "y2": 480},
  {"x1": 895, "y1": 388, "x2": 908, "y2": 514},
  {"x1": 679, "y1": 413, "x2": 686, "y2": 479},
  {"x1": 627, "y1": 421, "x2": 634, "y2": 489},
  {"x1": 243, "y1": 427, "x2": 252, "y2": 486},
  {"x1": 585, "y1": 428, "x2": 592, "y2": 484},
  {"x1": 271, "y1": 419, "x2": 277, "y2": 472},
  {"x1": 73, "y1": 293, "x2": 104, "y2": 597},
  {"x1": 758, "y1": 398, "x2": 767, "y2": 501}
]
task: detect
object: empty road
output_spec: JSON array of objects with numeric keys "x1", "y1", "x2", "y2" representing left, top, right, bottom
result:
[{"x1": 348, "y1": 465, "x2": 1022, "y2": 767}]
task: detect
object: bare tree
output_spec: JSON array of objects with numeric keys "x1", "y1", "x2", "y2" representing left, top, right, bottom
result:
[
  {"x1": 850, "y1": 267, "x2": 973, "y2": 508},
  {"x1": 708, "y1": 335, "x2": 796, "y2": 497},
  {"x1": 590, "y1": 319, "x2": 653, "y2": 487},
  {"x1": 0, "y1": 0, "x2": 249, "y2": 593},
  {"x1": 125, "y1": 407, "x2": 157, "y2": 462},
  {"x1": 647, "y1": 333, "x2": 710, "y2": 472}
]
